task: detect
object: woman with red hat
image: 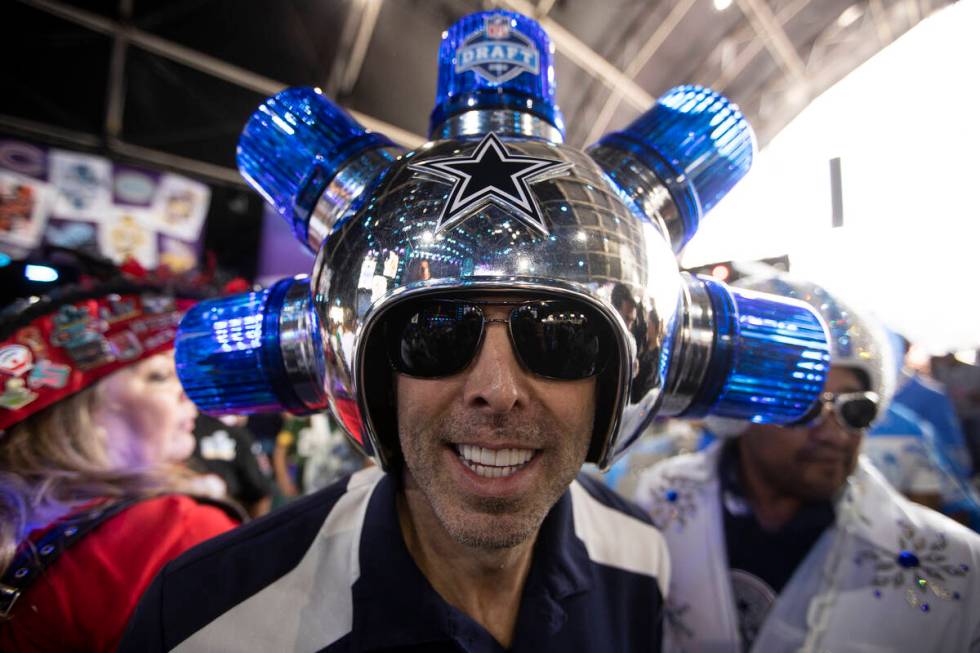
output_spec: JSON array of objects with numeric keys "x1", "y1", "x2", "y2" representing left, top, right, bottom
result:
[{"x1": 0, "y1": 273, "x2": 242, "y2": 652}]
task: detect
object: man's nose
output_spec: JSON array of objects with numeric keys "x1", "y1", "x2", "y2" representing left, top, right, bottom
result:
[
  {"x1": 810, "y1": 403, "x2": 854, "y2": 446},
  {"x1": 461, "y1": 322, "x2": 530, "y2": 413}
]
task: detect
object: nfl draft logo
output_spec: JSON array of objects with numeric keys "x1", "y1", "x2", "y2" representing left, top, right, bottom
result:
[
  {"x1": 455, "y1": 15, "x2": 540, "y2": 84},
  {"x1": 485, "y1": 16, "x2": 510, "y2": 39}
]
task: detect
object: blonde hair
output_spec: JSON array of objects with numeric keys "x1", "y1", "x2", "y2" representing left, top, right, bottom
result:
[{"x1": 0, "y1": 384, "x2": 202, "y2": 577}]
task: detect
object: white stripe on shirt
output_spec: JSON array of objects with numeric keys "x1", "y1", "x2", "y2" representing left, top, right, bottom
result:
[
  {"x1": 570, "y1": 480, "x2": 671, "y2": 598},
  {"x1": 173, "y1": 467, "x2": 383, "y2": 653}
]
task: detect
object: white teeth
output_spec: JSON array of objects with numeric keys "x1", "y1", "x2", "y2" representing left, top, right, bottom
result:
[
  {"x1": 456, "y1": 444, "x2": 535, "y2": 478},
  {"x1": 479, "y1": 447, "x2": 496, "y2": 466}
]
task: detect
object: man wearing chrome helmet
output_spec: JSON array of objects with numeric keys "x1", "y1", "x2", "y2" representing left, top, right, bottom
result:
[
  {"x1": 635, "y1": 277, "x2": 980, "y2": 652},
  {"x1": 122, "y1": 11, "x2": 836, "y2": 653}
]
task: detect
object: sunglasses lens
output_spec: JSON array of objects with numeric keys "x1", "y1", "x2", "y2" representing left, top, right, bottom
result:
[
  {"x1": 387, "y1": 302, "x2": 483, "y2": 377},
  {"x1": 839, "y1": 396, "x2": 878, "y2": 429},
  {"x1": 510, "y1": 302, "x2": 609, "y2": 380}
]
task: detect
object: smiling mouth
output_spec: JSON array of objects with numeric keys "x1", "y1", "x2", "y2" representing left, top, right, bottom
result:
[{"x1": 453, "y1": 444, "x2": 537, "y2": 479}]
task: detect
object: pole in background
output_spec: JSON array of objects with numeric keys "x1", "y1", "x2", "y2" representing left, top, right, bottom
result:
[{"x1": 830, "y1": 156, "x2": 844, "y2": 228}]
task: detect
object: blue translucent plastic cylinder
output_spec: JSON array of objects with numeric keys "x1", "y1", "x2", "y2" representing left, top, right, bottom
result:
[
  {"x1": 686, "y1": 278, "x2": 830, "y2": 424},
  {"x1": 594, "y1": 85, "x2": 755, "y2": 248},
  {"x1": 237, "y1": 87, "x2": 395, "y2": 244},
  {"x1": 430, "y1": 10, "x2": 563, "y2": 136},
  {"x1": 175, "y1": 277, "x2": 317, "y2": 415}
]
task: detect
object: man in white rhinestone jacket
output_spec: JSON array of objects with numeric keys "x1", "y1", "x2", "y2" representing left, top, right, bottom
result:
[{"x1": 635, "y1": 277, "x2": 980, "y2": 652}]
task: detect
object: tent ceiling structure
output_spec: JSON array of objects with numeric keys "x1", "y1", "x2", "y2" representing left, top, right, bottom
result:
[{"x1": 3, "y1": 0, "x2": 953, "y2": 188}]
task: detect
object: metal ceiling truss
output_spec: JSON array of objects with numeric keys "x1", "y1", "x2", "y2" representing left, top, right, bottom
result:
[
  {"x1": 325, "y1": 0, "x2": 384, "y2": 98},
  {"x1": 868, "y1": 0, "x2": 895, "y2": 43},
  {"x1": 534, "y1": 0, "x2": 559, "y2": 18},
  {"x1": 691, "y1": 0, "x2": 811, "y2": 92},
  {"x1": 11, "y1": 0, "x2": 425, "y2": 188},
  {"x1": 103, "y1": 0, "x2": 132, "y2": 141},
  {"x1": 734, "y1": 0, "x2": 807, "y2": 82},
  {"x1": 497, "y1": 0, "x2": 656, "y2": 112},
  {"x1": 0, "y1": 112, "x2": 246, "y2": 185},
  {"x1": 12, "y1": 0, "x2": 943, "y2": 186},
  {"x1": 21, "y1": 0, "x2": 682, "y2": 178},
  {"x1": 583, "y1": 0, "x2": 699, "y2": 144},
  {"x1": 749, "y1": 0, "x2": 940, "y2": 146},
  {"x1": 686, "y1": 0, "x2": 940, "y2": 147}
]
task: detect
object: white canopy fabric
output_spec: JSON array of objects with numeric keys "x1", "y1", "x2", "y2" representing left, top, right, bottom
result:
[{"x1": 681, "y1": 0, "x2": 980, "y2": 354}]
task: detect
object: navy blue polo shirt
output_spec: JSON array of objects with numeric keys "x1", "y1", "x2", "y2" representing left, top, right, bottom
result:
[{"x1": 120, "y1": 467, "x2": 668, "y2": 652}]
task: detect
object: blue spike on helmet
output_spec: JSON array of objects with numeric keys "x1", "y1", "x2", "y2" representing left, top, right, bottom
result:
[
  {"x1": 683, "y1": 277, "x2": 830, "y2": 424},
  {"x1": 237, "y1": 87, "x2": 402, "y2": 252},
  {"x1": 430, "y1": 10, "x2": 564, "y2": 140},
  {"x1": 588, "y1": 85, "x2": 755, "y2": 252},
  {"x1": 175, "y1": 276, "x2": 327, "y2": 416}
]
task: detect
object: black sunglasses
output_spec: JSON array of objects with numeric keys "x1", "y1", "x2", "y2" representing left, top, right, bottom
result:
[
  {"x1": 818, "y1": 391, "x2": 880, "y2": 430},
  {"x1": 383, "y1": 298, "x2": 614, "y2": 380}
]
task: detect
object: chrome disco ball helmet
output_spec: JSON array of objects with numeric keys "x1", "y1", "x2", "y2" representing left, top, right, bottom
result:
[{"x1": 175, "y1": 10, "x2": 833, "y2": 471}]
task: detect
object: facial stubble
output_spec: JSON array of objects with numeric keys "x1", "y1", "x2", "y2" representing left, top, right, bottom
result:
[{"x1": 399, "y1": 410, "x2": 592, "y2": 550}]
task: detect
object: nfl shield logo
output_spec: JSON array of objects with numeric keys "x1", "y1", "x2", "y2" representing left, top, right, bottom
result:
[
  {"x1": 486, "y1": 16, "x2": 510, "y2": 39},
  {"x1": 454, "y1": 16, "x2": 540, "y2": 84}
]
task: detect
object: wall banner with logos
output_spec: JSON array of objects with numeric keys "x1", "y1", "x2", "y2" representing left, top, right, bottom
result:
[{"x1": 0, "y1": 137, "x2": 210, "y2": 272}]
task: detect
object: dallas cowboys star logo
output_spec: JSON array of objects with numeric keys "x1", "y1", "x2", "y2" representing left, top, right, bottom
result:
[{"x1": 408, "y1": 132, "x2": 572, "y2": 236}]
